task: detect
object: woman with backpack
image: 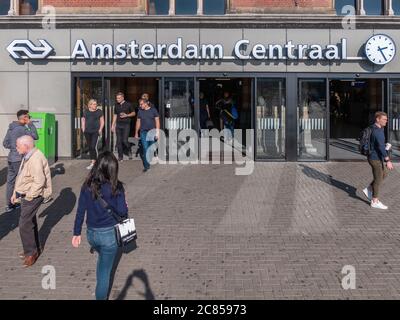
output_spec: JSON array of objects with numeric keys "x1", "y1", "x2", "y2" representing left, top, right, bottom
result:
[{"x1": 72, "y1": 151, "x2": 128, "y2": 300}]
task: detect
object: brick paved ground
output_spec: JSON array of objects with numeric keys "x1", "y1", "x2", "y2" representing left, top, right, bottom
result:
[{"x1": 1, "y1": 159, "x2": 400, "y2": 300}]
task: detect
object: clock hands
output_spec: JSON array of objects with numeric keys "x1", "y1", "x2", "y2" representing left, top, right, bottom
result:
[{"x1": 377, "y1": 46, "x2": 389, "y2": 61}]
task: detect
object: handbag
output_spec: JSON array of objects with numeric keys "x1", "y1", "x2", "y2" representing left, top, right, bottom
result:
[{"x1": 98, "y1": 195, "x2": 137, "y2": 247}]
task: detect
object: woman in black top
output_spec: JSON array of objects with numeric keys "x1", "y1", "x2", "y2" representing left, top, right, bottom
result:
[{"x1": 81, "y1": 99, "x2": 104, "y2": 170}]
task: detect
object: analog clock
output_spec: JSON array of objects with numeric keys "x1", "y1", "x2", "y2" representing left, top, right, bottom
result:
[{"x1": 365, "y1": 34, "x2": 396, "y2": 65}]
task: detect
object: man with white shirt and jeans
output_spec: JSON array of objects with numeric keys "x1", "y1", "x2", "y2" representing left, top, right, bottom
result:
[{"x1": 363, "y1": 112, "x2": 393, "y2": 210}]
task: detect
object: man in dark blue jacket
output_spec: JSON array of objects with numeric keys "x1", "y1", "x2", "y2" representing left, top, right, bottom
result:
[
  {"x1": 362, "y1": 111, "x2": 393, "y2": 210},
  {"x1": 3, "y1": 110, "x2": 38, "y2": 213}
]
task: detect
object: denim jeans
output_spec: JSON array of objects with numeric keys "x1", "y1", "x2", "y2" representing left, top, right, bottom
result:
[
  {"x1": 140, "y1": 130, "x2": 156, "y2": 170},
  {"x1": 87, "y1": 226, "x2": 118, "y2": 300}
]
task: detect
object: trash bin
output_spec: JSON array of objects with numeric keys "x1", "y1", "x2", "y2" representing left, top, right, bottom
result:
[{"x1": 29, "y1": 112, "x2": 56, "y2": 165}]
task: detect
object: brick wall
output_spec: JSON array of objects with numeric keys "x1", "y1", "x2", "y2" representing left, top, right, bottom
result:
[
  {"x1": 40, "y1": 0, "x2": 334, "y2": 14},
  {"x1": 43, "y1": 0, "x2": 140, "y2": 7},
  {"x1": 229, "y1": 0, "x2": 334, "y2": 14},
  {"x1": 42, "y1": 0, "x2": 145, "y2": 13}
]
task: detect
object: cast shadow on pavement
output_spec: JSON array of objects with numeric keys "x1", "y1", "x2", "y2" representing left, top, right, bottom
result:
[
  {"x1": 0, "y1": 207, "x2": 20, "y2": 241},
  {"x1": 0, "y1": 167, "x2": 7, "y2": 187},
  {"x1": 38, "y1": 187, "x2": 76, "y2": 247},
  {"x1": 115, "y1": 267, "x2": 155, "y2": 300},
  {"x1": 299, "y1": 164, "x2": 370, "y2": 205}
]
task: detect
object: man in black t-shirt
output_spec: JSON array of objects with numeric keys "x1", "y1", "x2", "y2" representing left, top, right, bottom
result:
[
  {"x1": 111, "y1": 92, "x2": 135, "y2": 161},
  {"x1": 134, "y1": 99, "x2": 160, "y2": 172}
]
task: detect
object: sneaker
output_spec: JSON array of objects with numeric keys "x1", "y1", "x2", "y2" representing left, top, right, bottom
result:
[
  {"x1": 86, "y1": 163, "x2": 94, "y2": 170},
  {"x1": 371, "y1": 200, "x2": 388, "y2": 210},
  {"x1": 362, "y1": 187, "x2": 372, "y2": 201}
]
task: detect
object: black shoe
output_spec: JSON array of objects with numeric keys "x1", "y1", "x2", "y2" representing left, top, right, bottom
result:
[
  {"x1": 4, "y1": 206, "x2": 14, "y2": 213},
  {"x1": 118, "y1": 158, "x2": 123, "y2": 162},
  {"x1": 143, "y1": 167, "x2": 149, "y2": 172},
  {"x1": 4, "y1": 204, "x2": 19, "y2": 213},
  {"x1": 128, "y1": 152, "x2": 133, "y2": 160}
]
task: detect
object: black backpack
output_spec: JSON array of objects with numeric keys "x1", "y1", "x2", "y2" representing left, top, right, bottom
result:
[{"x1": 359, "y1": 125, "x2": 374, "y2": 156}]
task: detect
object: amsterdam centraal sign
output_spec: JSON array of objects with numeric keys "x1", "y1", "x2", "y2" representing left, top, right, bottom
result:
[{"x1": 6, "y1": 34, "x2": 396, "y2": 65}]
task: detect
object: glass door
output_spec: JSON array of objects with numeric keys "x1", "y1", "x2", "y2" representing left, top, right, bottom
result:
[
  {"x1": 73, "y1": 77, "x2": 103, "y2": 158},
  {"x1": 389, "y1": 80, "x2": 400, "y2": 160},
  {"x1": 164, "y1": 78, "x2": 195, "y2": 135},
  {"x1": 329, "y1": 79, "x2": 384, "y2": 160},
  {"x1": 298, "y1": 79, "x2": 328, "y2": 160},
  {"x1": 103, "y1": 79, "x2": 113, "y2": 153},
  {"x1": 256, "y1": 78, "x2": 286, "y2": 159}
]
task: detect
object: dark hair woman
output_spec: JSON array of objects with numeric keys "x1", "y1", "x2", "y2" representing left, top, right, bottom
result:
[{"x1": 72, "y1": 151, "x2": 128, "y2": 300}]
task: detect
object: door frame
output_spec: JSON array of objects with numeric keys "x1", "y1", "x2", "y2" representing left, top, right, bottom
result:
[
  {"x1": 293, "y1": 73, "x2": 391, "y2": 162},
  {"x1": 72, "y1": 72, "x2": 394, "y2": 161},
  {"x1": 72, "y1": 72, "x2": 260, "y2": 160}
]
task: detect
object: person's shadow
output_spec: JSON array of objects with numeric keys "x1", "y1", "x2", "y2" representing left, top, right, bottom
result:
[
  {"x1": 0, "y1": 207, "x2": 21, "y2": 241},
  {"x1": 116, "y1": 268, "x2": 155, "y2": 300},
  {"x1": 106, "y1": 241, "x2": 138, "y2": 300},
  {"x1": 300, "y1": 165, "x2": 369, "y2": 204},
  {"x1": 38, "y1": 187, "x2": 76, "y2": 247},
  {"x1": 0, "y1": 167, "x2": 8, "y2": 187}
]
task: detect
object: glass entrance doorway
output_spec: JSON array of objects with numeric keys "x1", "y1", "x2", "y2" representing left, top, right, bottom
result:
[
  {"x1": 73, "y1": 74, "x2": 391, "y2": 162},
  {"x1": 298, "y1": 79, "x2": 328, "y2": 160},
  {"x1": 73, "y1": 77, "x2": 160, "y2": 159},
  {"x1": 199, "y1": 78, "x2": 252, "y2": 159},
  {"x1": 329, "y1": 79, "x2": 385, "y2": 160}
]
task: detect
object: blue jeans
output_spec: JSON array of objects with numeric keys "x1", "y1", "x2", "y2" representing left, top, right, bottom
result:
[
  {"x1": 87, "y1": 226, "x2": 118, "y2": 300},
  {"x1": 140, "y1": 130, "x2": 156, "y2": 169}
]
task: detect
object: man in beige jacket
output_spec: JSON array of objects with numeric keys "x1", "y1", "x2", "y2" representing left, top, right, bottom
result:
[{"x1": 11, "y1": 135, "x2": 52, "y2": 267}]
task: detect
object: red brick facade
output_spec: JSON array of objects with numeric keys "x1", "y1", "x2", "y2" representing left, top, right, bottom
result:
[
  {"x1": 230, "y1": 0, "x2": 333, "y2": 13},
  {"x1": 42, "y1": 0, "x2": 141, "y2": 7},
  {"x1": 41, "y1": 0, "x2": 144, "y2": 13},
  {"x1": 40, "y1": 0, "x2": 334, "y2": 14}
]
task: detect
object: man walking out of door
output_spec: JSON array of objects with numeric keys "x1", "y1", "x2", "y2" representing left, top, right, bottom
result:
[
  {"x1": 363, "y1": 112, "x2": 394, "y2": 210},
  {"x1": 111, "y1": 92, "x2": 135, "y2": 162},
  {"x1": 134, "y1": 99, "x2": 160, "y2": 172}
]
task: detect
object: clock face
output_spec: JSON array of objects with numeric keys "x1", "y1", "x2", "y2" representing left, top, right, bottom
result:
[{"x1": 365, "y1": 34, "x2": 396, "y2": 65}]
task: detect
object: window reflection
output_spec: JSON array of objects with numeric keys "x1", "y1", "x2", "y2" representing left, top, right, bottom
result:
[
  {"x1": 390, "y1": 81, "x2": 400, "y2": 159},
  {"x1": 393, "y1": 0, "x2": 400, "y2": 15},
  {"x1": 204, "y1": 0, "x2": 226, "y2": 15},
  {"x1": 0, "y1": 1, "x2": 9, "y2": 15},
  {"x1": 148, "y1": 0, "x2": 169, "y2": 15},
  {"x1": 298, "y1": 79, "x2": 327, "y2": 160},
  {"x1": 364, "y1": 0, "x2": 383, "y2": 15},
  {"x1": 335, "y1": 0, "x2": 356, "y2": 15},
  {"x1": 256, "y1": 79, "x2": 286, "y2": 159},
  {"x1": 20, "y1": 0, "x2": 38, "y2": 15},
  {"x1": 175, "y1": 0, "x2": 197, "y2": 15}
]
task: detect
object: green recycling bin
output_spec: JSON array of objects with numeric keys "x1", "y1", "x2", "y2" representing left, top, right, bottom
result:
[{"x1": 29, "y1": 112, "x2": 56, "y2": 165}]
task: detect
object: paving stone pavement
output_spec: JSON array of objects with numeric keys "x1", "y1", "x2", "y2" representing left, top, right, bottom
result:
[{"x1": 1, "y1": 159, "x2": 400, "y2": 300}]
